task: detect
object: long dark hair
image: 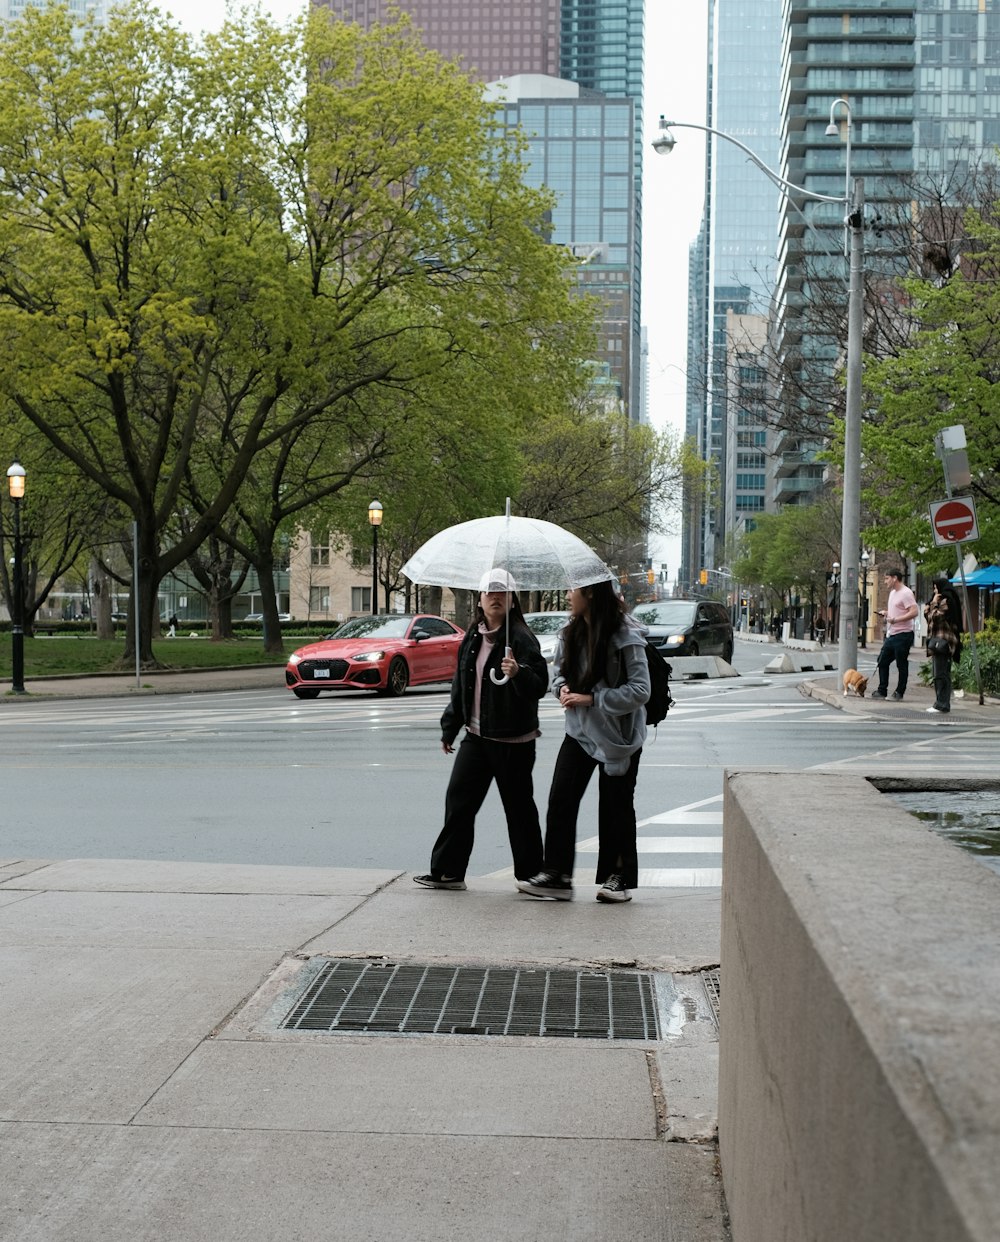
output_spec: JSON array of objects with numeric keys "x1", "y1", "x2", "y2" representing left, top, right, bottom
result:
[
  {"x1": 932, "y1": 578, "x2": 963, "y2": 632},
  {"x1": 562, "y1": 579, "x2": 627, "y2": 692}
]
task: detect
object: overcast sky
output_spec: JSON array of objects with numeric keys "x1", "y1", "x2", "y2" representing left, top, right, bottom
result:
[{"x1": 160, "y1": 0, "x2": 711, "y2": 579}]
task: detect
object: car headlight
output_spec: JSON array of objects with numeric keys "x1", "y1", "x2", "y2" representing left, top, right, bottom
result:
[
  {"x1": 354, "y1": 650, "x2": 386, "y2": 663},
  {"x1": 667, "y1": 634, "x2": 687, "y2": 645},
  {"x1": 288, "y1": 653, "x2": 302, "y2": 665}
]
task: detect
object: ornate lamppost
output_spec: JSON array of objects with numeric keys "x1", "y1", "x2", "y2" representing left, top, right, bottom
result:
[
  {"x1": 6, "y1": 462, "x2": 26, "y2": 694},
  {"x1": 367, "y1": 500, "x2": 383, "y2": 616}
]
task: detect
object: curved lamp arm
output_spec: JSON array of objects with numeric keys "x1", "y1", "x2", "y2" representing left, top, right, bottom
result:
[{"x1": 653, "y1": 116, "x2": 846, "y2": 206}]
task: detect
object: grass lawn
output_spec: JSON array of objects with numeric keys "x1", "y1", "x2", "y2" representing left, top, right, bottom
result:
[{"x1": 0, "y1": 634, "x2": 300, "y2": 678}]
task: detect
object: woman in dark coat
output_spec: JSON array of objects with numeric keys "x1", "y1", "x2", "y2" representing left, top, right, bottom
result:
[
  {"x1": 413, "y1": 568, "x2": 549, "y2": 890},
  {"x1": 924, "y1": 577, "x2": 963, "y2": 714}
]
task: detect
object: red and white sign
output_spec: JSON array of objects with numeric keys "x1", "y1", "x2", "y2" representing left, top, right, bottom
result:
[{"x1": 929, "y1": 497, "x2": 979, "y2": 546}]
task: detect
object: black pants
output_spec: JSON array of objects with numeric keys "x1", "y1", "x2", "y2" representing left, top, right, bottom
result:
[
  {"x1": 931, "y1": 648, "x2": 953, "y2": 712},
  {"x1": 542, "y1": 734, "x2": 641, "y2": 888},
  {"x1": 876, "y1": 632, "x2": 914, "y2": 695},
  {"x1": 430, "y1": 734, "x2": 543, "y2": 881}
]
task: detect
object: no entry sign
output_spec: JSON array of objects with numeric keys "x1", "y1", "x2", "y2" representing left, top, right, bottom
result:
[{"x1": 929, "y1": 496, "x2": 979, "y2": 546}]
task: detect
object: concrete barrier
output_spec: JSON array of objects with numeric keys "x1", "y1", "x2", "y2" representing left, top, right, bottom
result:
[
  {"x1": 669, "y1": 656, "x2": 739, "y2": 680},
  {"x1": 720, "y1": 771, "x2": 1000, "y2": 1242},
  {"x1": 763, "y1": 650, "x2": 835, "y2": 673}
]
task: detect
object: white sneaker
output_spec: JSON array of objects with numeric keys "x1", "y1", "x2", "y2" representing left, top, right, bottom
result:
[{"x1": 596, "y1": 874, "x2": 632, "y2": 903}]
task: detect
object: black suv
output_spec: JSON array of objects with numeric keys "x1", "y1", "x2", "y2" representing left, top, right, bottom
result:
[{"x1": 631, "y1": 599, "x2": 735, "y2": 662}]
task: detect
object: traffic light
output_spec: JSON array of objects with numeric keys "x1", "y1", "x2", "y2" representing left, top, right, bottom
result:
[
  {"x1": 699, "y1": 568, "x2": 708, "y2": 585},
  {"x1": 647, "y1": 570, "x2": 655, "y2": 585}
]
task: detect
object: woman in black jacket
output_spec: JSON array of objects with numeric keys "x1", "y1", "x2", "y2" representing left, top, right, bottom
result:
[
  {"x1": 414, "y1": 569, "x2": 549, "y2": 890},
  {"x1": 924, "y1": 577, "x2": 963, "y2": 714}
]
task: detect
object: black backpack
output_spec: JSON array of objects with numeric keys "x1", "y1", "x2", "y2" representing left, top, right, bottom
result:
[
  {"x1": 641, "y1": 640, "x2": 673, "y2": 725},
  {"x1": 620, "y1": 640, "x2": 673, "y2": 726}
]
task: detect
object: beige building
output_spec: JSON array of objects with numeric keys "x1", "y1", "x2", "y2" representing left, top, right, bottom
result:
[{"x1": 288, "y1": 531, "x2": 457, "y2": 623}]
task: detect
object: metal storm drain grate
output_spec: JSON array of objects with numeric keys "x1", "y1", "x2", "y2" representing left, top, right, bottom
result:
[
  {"x1": 701, "y1": 968, "x2": 720, "y2": 1026},
  {"x1": 281, "y1": 959, "x2": 660, "y2": 1041}
]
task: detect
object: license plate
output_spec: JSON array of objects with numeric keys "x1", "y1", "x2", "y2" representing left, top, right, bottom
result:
[{"x1": 313, "y1": 668, "x2": 330, "y2": 678}]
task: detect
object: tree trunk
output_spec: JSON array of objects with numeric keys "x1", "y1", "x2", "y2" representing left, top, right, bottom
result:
[
  {"x1": 454, "y1": 589, "x2": 474, "y2": 630},
  {"x1": 420, "y1": 584, "x2": 443, "y2": 617},
  {"x1": 123, "y1": 524, "x2": 159, "y2": 665},
  {"x1": 91, "y1": 559, "x2": 113, "y2": 639},
  {"x1": 255, "y1": 552, "x2": 285, "y2": 653}
]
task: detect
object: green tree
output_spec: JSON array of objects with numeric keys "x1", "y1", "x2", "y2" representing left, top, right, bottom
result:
[
  {"x1": 859, "y1": 213, "x2": 1000, "y2": 566},
  {"x1": 0, "y1": 4, "x2": 590, "y2": 662},
  {"x1": 517, "y1": 401, "x2": 700, "y2": 557},
  {"x1": 733, "y1": 493, "x2": 843, "y2": 617}
]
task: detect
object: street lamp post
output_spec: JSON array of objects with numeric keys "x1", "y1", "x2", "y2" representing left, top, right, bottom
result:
[
  {"x1": 653, "y1": 101, "x2": 864, "y2": 680},
  {"x1": 367, "y1": 500, "x2": 383, "y2": 616},
  {"x1": 6, "y1": 461, "x2": 26, "y2": 695},
  {"x1": 830, "y1": 561, "x2": 840, "y2": 643},
  {"x1": 860, "y1": 550, "x2": 870, "y2": 648}
]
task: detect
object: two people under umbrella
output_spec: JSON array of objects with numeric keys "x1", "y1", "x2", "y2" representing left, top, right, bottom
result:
[{"x1": 414, "y1": 572, "x2": 650, "y2": 904}]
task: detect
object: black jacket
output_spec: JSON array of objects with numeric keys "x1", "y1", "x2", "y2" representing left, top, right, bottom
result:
[{"x1": 440, "y1": 624, "x2": 548, "y2": 745}]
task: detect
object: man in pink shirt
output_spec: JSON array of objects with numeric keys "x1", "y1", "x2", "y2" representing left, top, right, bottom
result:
[{"x1": 871, "y1": 567, "x2": 919, "y2": 700}]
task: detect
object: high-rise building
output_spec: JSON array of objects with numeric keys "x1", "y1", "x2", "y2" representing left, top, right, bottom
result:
[
  {"x1": 487, "y1": 74, "x2": 635, "y2": 413},
  {"x1": 682, "y1": 0, "x2": 781, "y2": 590},
  {"x1": 2, "y1": 0, "x2": 104, "y2": 23},
  {"x1": 327, "y1": 0, "x2": 645, "y2": 420},
  {"x1": 776, "y1": 0, "x2": 916, "y2": 509}
]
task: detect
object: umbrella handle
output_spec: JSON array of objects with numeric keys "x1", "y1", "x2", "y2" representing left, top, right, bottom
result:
[{"x1": 490, "y1": 647, "x2": 512, "y2": 686}]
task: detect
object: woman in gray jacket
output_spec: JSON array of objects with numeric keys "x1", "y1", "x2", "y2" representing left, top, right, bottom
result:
[{"x1": 517, "y1": 579, "x2": 650, "y2": 903}]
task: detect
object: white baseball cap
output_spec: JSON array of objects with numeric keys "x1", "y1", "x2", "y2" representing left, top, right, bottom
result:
[{"x1": 479, "y1": 567, "x2": 517, "y2": 593}]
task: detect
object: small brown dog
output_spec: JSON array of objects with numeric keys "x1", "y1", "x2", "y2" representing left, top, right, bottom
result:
[{"x1": 842, "y1": 668, "x2": 868, "y2": 697}]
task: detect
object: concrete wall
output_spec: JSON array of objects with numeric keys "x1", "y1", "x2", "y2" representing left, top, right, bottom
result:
[{"x1": 719, "y1": 771, "x2": 1000, "y2": 1242}]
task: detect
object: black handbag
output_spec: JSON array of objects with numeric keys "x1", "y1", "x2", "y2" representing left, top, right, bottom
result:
[{"x1": 927, "y1": 636, "x2": 951, "y2": 655}]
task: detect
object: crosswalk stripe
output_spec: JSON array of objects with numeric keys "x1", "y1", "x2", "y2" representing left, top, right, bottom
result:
[
  {"x1": 638, "y1": 867, "x2": 722, "y2": 887},
  {"x1": 578, "y1": 835, "x2": 721, "y2": 853}
]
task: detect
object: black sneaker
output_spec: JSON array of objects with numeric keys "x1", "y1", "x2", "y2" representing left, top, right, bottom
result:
[
  {"x1": 413, "y1": 873, "x2": 467, "y2": 891},
  {"x1": 891, "y1": 691, "x2": 904, "y2": 701},
  {"x1": 516, "y1": 870, "x2": 573, "y2": 900},
  {"x1": 870, "y1": 690, "x2": 887, "y2": 700},
  {"x1": 596, "y1": 874, "x2": 632, "y2": 903}
]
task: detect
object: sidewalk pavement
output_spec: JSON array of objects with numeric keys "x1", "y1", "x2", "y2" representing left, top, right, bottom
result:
[
  {"x1": 801, "y1": 667, "x2": 1000, "y2": 722},
  {"x1": 0, "y1": 856, "x2": 727, "y2": 1241},
  {"x1": 0, "y1": 664, "x2": 284, "y2": 699}
]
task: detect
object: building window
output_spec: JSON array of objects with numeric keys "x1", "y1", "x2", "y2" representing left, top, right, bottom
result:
[
  {"x1": 310, "y1": 586, "x2": 330, "y2": 612},
  {"x1": 351, "y1": 586, "x2": 372, "y2": 612},
  {"x1": 311, "y1": 544, "x2": 330, "y2": 566}
]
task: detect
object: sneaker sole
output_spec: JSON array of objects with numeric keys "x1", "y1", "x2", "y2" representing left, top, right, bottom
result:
[
  {"x1": 516, "y1": 882, "x2": 573, "y2": 900},
  {"x1": 413, "y1": 877, "x2": 467, "y2": 891},
  {"x1": 596, "y1": 890, "x2": 632, "y2": 903}
]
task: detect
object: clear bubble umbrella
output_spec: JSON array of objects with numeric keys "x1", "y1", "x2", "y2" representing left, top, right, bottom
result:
[{"x1": 401, "y1": 500, "x2": 613, "y2": 684}]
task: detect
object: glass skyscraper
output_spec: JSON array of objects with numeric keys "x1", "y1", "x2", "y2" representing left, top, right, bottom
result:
[
  {"x1": 489, "y1": 77, "x2": 635, "y2": 409},
  {"x1": 326, "y1": 0, "x2": 645, "y2": 420},
  {"x1": 683, "y1": 0, "x2": 781, "y2": 591}
]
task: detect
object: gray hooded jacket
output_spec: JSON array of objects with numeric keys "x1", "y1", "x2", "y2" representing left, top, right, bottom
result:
[{"x1": 551, "y1": 616, "x2": 650, "y2": 775}]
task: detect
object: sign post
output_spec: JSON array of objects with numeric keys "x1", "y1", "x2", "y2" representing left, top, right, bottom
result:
[{"x1": 932, "y1": 426, "x2": 983, "y2": 704}]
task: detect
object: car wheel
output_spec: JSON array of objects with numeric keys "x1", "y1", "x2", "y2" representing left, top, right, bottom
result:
[
  {"x1": 723, "y1": 642, "x2": 734, "y2": 663},
  {"x1": 687, "y1": 642, "x2": 699, "y2": 657},
  {"x1": 292, "y1": 687, "x2": 321, "y2": 700},
  {"x1": 384, "y1": 657, "x2": 409, "y2": 697}
]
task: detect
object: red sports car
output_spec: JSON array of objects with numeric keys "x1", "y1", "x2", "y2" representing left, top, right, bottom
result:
[{"x1": 285, "y1": 613, "x2": 464, "y2": 699}]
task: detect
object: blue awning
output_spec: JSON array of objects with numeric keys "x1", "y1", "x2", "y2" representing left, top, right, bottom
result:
[{"x1": 952, "y1": 565, "x2": 1000, "y2": 587}]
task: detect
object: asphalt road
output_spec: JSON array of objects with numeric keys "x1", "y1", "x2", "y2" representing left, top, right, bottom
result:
[{"x1": 1, "y1": 639, "x2": 994, "y2": 871}]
